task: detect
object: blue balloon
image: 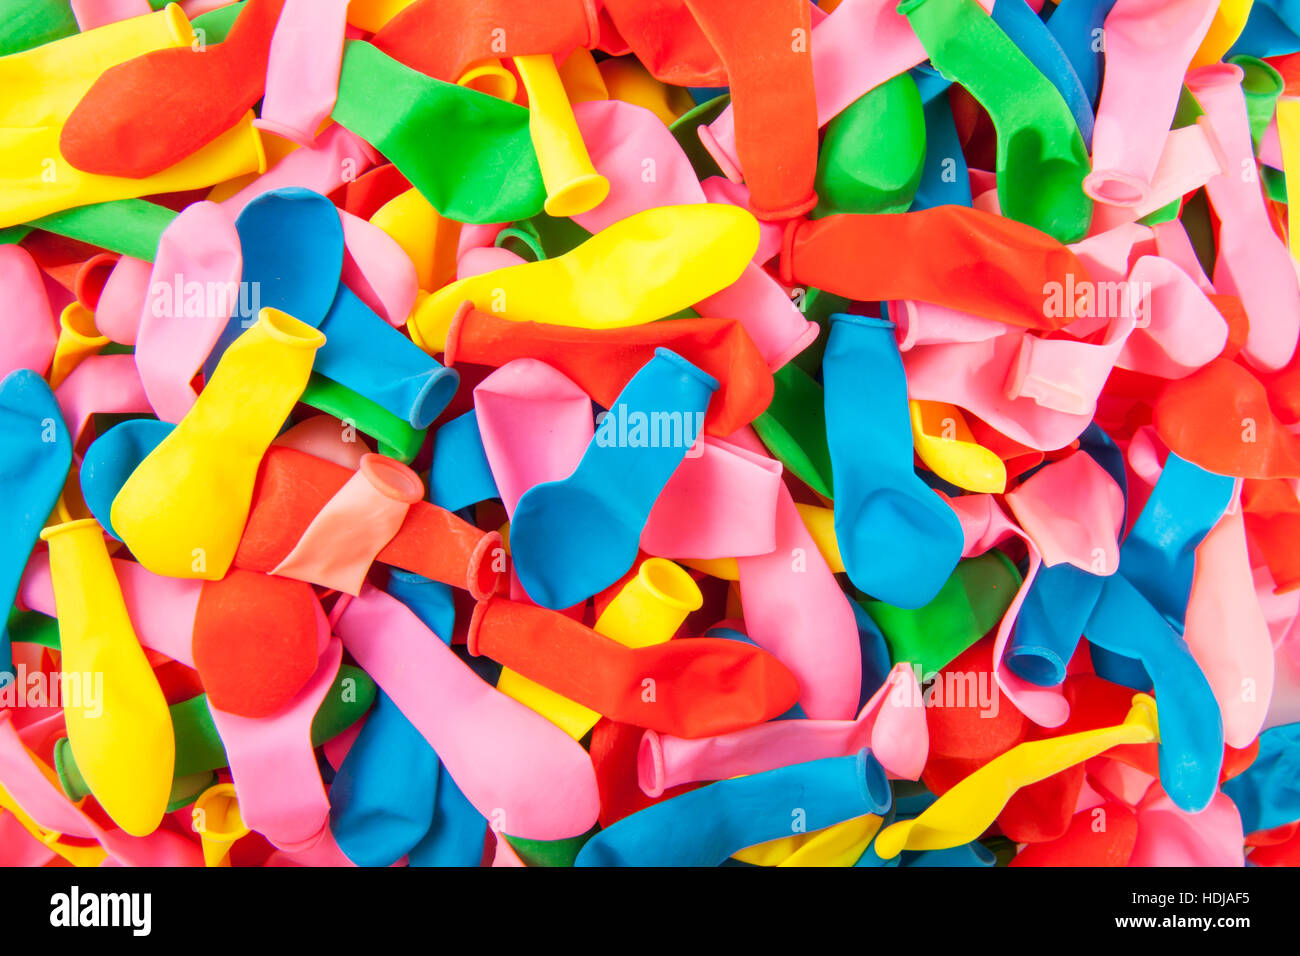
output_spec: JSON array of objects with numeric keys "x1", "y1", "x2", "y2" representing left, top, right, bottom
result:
[
  {"x1": 1223, "y1": 723, "x2": 1300, "y2": 834},
  {"x1": 1086, "y1": 571, "x2": 1224, "y2": 812},
  {"x1": 901, "y1": 842, "x2": 997, "y2": 867},
  {"x1": 80, "y1": 418, "x2": 175, "y2": 539},
  {"x1": 576, "y1": 749, "x2": 892, "y2": 866},
  {"x1": 823, "y1": 314, "x2": 964, "y2": 608},
  {"x1": 992, "y1": 0, "x2": 1095, "y2": 145},
  {"x1": 0, "y1": 371, "x2": 71, "y2": 687},
  {"x1": 429, "y1": 410, "x2": 498, "y2": 511},
  {"x1": 851, "y1": 598, "x2": 894, "y2": 709},
  {"x1": 1119, "y1": 453, "x2": 1234, "y2": 628},
  {"x1": 1228, "y1": 0, "x2": 1300, "y2": 58},
  {"x1": 408, "y1": 765, "x2": 489, "y2": 867},
  {"x1": 384, "y1": 569, "x2": 456, "y2": 644},
  {"x1": 1045, "y1": 0, "x2": 1120, "y2": 106},
  {"x1": 331, "y1": 690, "x2": 439, "y2": 867},
  {"x1": 222, "y1": 187, "x2": 457, "y2": 429},
  {"x1": 912, "y1": 95, "x2": 972, "y2": 210},
  {"x1": 1007, "y1": 562, "x2": 1104, "y2": 687},
  {"x1": 510, "y1": 348, "x2": 718, "y2": 609}
]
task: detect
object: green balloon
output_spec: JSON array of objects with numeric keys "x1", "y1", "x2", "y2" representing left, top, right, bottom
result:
[
  {"x1": 332, "y1": 41, "x2": 546, "y2": 225},
  {"x1": 1228, "y1": 55, "x2": 1285, "y2": 148},
  {"x1": 299, "y1": 374, "x2": 426, "y2": 464},
  {"x1": 26, "y1": 198, "x2": 177, "y2": 261},
  {"x1": 505, "y1": 826, "x2": 598, "y2": 867},
  {"x1": 752, "y1": 362, "x2": 834, "y2": 499},
  {"x1": 0, "y1": 0, "x2": 78, "y2": 58},
  {"x1": 814, "y1": 73, "x2": 926, "y2": 217},
  {"x1": 900, "y1": 0, "x2": 1092, "y2": 243},
  {"x1": 497, "y1": 212, "x2": 592, "y2": 262},
  {"x1": 859, "y1": 550, "x2": 1022, "y2": 677},
  {"x1": 669, "y1": 95, "x2": 730, "y2": 182}
]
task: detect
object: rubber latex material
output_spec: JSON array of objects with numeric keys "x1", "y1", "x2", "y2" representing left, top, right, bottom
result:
[{"x1": 254, "y1": 0, "x2": 349, "y2": 146}]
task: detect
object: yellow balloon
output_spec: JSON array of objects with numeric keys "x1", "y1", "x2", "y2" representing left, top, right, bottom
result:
[
  {"x1": 1190, "y1": 0, "x2": 1254, "y2": 69},
  {"x1": 345, "y1": 0, "x2": 418, "y2": 33},
  {"x1": 456, "y1": 60, "x2": 519, "y2": 101},
  {"x1": 371, "y1": 186, "x2": 462, "y2": 292},
  {"x1": 409, "y1": 203, "x2": 761, "y2": 352},
  {"x1": 39, "y1": 517, "x2": 175, "y2": 837},
  {"x1": 558, "y1": 48, "x2": 610, "y2": 104},
  {"x1": 496, "y1": 558, "x2": 702, "y2": 738},
  {"x1": 192, "y1": 782, "x2": 249, "y2": 867},
  {"x1": 112, "y1": 308, "x2": 325, "y2": 580},
  {"x1": 1276, "y1": 97, "x2": 1300, "y2": 266},
  {"x1": 0, "y1": 5, "x2": 265, "y2": 228},
  {"x1": 794, "y1": 502, "x2": 845, "y2": 573},
  {"x1": 735, "y1": 813, "x2": 883, "y2": 867},
  {"x1": 514, "y1": 52, "x2": 610, "y2": 217},
  {"x1": 0, "y1": 5, "x2": 192, "y2": 128},
  {"x1": 49, "y1": 302, "x2": 108, "y2": 389},
  {"x1": 680, "y1": 556, "x2": 740, "y2": 581},
  {"x1": 0, "y1": 781, "x2": 109, "y2": 867},
  {"x1": 598, "y1": 56, "x2": 698, "y2": 126},
  {"x1": 909, "y1": 400, "x2": 1007, "y2": 493},
  {"x1": 0, "y1": 115, "x2": 265, "y2": 230},
  {"x1": 873, "y1": 694, "x2": 1159, "y2": 859}
]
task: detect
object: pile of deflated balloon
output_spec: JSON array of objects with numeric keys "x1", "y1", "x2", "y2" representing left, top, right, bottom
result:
[{"x1": 3, "y1": 0, "x2": 1300, "y2": 871}]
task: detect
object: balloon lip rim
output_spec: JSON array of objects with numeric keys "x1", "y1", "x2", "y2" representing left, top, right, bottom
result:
[
  {"x1": 1003, "y1": 643, "x2": 1068, "y2": 688},
  {"x1": 636, "y1": 558, "x2": 704, "y2": 613},
  {"x1": 857, "y1": 748, "x2": 893, "y2": 815},
  {"x1": 358, "y1": 453, "x2": 424, "y2": 503},
  {"x1": 39, "y1": 517, "x2": 102, "y2": 542},
  {"x1": 455, "y1": 61, "x2": 520, "y2": 102},
  {"x1": 1081, "y1": 169, "x2": 1149, "y2": 207},
  {"x1": 651, "y1": 347, "x2": 721, "y2": 392},
  {"x1": 257, "y1": 308, "x2": 327, "y2": 349},
  {"x1": 1186, "y1": 62, "x2": 1247, "y2": 96},
  {"x1": 637, "y1": 729, "x2": 667, "y2": 799},
  {"x1": 828, "y1": 311, "x2": 895, "y2": 332},
  {"x1": 465, "y1": 594, "x2": 494, "y2": 656},
  {"x1": 467, "y1": 530, "x2": 505, "y2": 601},
  {"x1": 542, "y1": 172, "x2": 612, "y2": 218},
  {"x1": 441, "y1": 300, "x2": 475, "y2": 367},
  {"x1": 192, "y1": 782, "x2": 250, "y2": 842},
  {"x1": 408, "y1": 365, "x2": 460, "y2": 430},
  {"x1": 1226, "y1": 54, "x2": 1285, "y2": 97}
]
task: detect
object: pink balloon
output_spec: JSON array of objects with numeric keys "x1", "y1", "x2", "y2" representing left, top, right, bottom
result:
[
  {"x1": 641, "y1": 435, "x2": 782, "y2": 560},
  {"x1": 94, "y1": 255, "x2": 152, "y2": 346},
  {"x1": 209, "y1": 640, "x2": 343, "y2": 851},
  {"x1": 135, "y1": 201, "x2": 242, "y2": 423},
  {"x1": 1085, "y1": 0, "x2": 1217, "y2": 207},
  {"x1": 727, "y1": 427, "x2": 862, "y2": 719},
  {"x1": 339, "y1": 209, "x2": 418, "y2": 328},
  {"x1": 1186, "y1": 502, "x2": 1275, "y2": 748},
  {"x1": 223, "y1": 123, "x2": 379, "y2": 217},
  {"x1": 1129, "y1": 787, "x2": 1245, "y2": 866},
  {"x1": 68, "y1": 0, "x2": 151, "y2": 30},
  {"x1": 254, "y1": 0, "x2": 350, "y2": 146},
  {"x1": 53, "y1": 354, "x2": 151, "y2": 446},
  {"x1": 0, "y1": 245, "x2": 57, "y2": 380},
  {"x1": 272, "y1": 414, "x2": 370, "y2": 469},
  {"x1": 638, "y1": 661, "x2": 928, "y2": 797},
  {"x1": 1188, "y1": 63, "x2": 1300, "y2": 371},
  {"x1": 332, "y1": 585, "x2": 601, "y2": 840},
  {"x1": 1005, "y1": 450, "x2": 1124, "y2": 572}
]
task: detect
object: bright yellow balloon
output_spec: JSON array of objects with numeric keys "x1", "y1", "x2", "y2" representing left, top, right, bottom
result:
[
  {"x1": 910, "y1": 400, "x2": 1007, "y2": 493},
  {"x1": 873, "y1": 694, "x2": 1159, "y2": 859},
  {"x1": 794, "y1": 502, "x2": 845, "y2": 573},
  {"x1": 735, "y1": 813, "x2": 883, "y2": 867},
  {"x1": 49, "y1": 302, "x2": 108, "y2": 389},
  {"x1": 496, "y1": 558, "x2": 703, "y2": 738},
  {"x1": 39, "y1": 517, "x2": 175, "y2": 837},
  {"x1": 514, "y1": 52, "x2": 610, "y2": 217},
  {"x1": 371, "y1": 187, "x2": 462, "y2": 292},
  {"x1": 456, "y1": 60, "x2": 519, "y2": 101},
  {"x1": 1277, "y1": 97, "x2": 1300, "y2": 266},
  {"x1": 0, "y1": 5, "x2": 192, "y2": 128},
  {"x1": 112, "y1": 308, "x2": 325, "y2": 580},
  {"x1": 192, "y1": 782, "x2": 249, "y2": 867},
  {"x1": 0, "y1": 5, "x2": 265, "y2": 228},
  {"x1": 346, "y1": 0, "x2": 417, "y2": 33},
  {"x1": 409, "y1": 203, "x2": 761, "y2": 352},
  {"x1": 680, "y1": 556, "x2": 740, "y2": 581},
  {"x1": 1190, "y1": 0, "x2": 1254, "y2": 69},
  {"x1": 0, "y1": 782, "x2": 109, "y2": 867}
]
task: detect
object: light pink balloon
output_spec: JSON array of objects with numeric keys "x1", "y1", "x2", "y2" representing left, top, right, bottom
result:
[
  {"x1": 727, "y1": 427, "x2": 862, "y2": 719},
  {"x1": 638, "y1": 661, "x2": 928, "y2": 797},
  {"x1": 94, "y1": 255, "x2": 152, "y2": 346},
  {"x1": 0, "y1": 245, "x2": 57, "y2": 379},
  {"x1": 1129, "y1": 787, "x2": 1245, "y2": 866},
  {"x1": 53, "y1": 354, "x2": 151, "y2": 445},
  {"x1": 1186, "y1": 502, "x2": 1275, "y2": 748},
  {"x1": 1005, "y1": 450, "x2": 1124, "y2": 572},
  {"x1": 254, "y1": 0, "x2": 349, "y2": 147},
  {"x1": 339, "y1": 209, "x2": 418, "y2": 327},
  {"x1": 273, "y1": 414, "x2": 370, "y2": 469},
  {"x1": 69, "y1": 0, "x2": 151, "y2": 30},
  {"x1": 135, "y1": 201, "x2": 242, "y2": 423},
  {"x1": 1188, "y1": 63, "x2": 1300, "y2": 371},
  {"x1": 641, "y1": 435, "x2": 783, "y2": 560},
  {"x1": 332, "y1": 585, "x2": 601, "y2": 840},
  {"x1": 1085, "y1": 0, "x2": 1217, "y2": 207},
  {"x1": 223, "y1": 123, "x2": 379, "y2": 217},
  {"x1": 209, "y1": 640, "x2": 342, "y2": 851}
]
